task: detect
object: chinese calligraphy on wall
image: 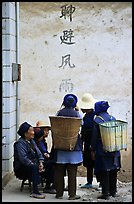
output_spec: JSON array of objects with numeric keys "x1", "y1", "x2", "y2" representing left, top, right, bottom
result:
[{"x1": 59, "y1": 4, "x2": 76, "y2": 92}]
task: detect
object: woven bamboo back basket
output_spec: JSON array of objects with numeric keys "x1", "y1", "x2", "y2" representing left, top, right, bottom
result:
[{"x1": 49, "y1": 116, "x2": 82, "y2": 151}]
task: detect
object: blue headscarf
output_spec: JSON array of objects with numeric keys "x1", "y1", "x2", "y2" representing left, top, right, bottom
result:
[
  {"x1": 63, "y1": 94, "x2": 78, "y2": 108},
  {"x1": 95, "y1": 101, "x2": 110, "y2": 115}
]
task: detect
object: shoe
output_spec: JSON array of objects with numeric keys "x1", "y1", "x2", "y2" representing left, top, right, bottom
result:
[
  {"x1": 97, "y1": 194, "x2": 109, "y2": 200},
  {"x1": 68, "y1": 195, "x2": 81, "y2": 200},
  {"x1": 80, "y1": 183, "x2": 93, "y2": 189},
  {"x1": 96, "y1": 187, "x2": 102, "y2": 191},
  {"x1": 55, "y1": 195, "x2": 63, "y2": 199},
  {"x1": 110, "y1": 193, "x2": 117, "y2": 197},
  {"x1": 30, "y1": 193, "x2": 45, "y2": 199},
  {"x1": 43, "y1": 188, "x2": 56, "y2": 194}
]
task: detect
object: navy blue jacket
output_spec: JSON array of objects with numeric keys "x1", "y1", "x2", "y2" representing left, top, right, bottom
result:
[
  {"x1": 91, "y1": 112, "x2": 121, "y2": 174},
  {"x1": 81, "y1": 111, "x2": 95, "y2": 168},
  {"x1": 13, "y1": 137, "x2": 44, "y2": 172}
]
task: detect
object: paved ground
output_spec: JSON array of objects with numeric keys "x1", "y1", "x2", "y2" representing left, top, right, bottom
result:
[
  {"x1": 2, "y1": 176, "x2": 98, "y2": 202},
  {"x1": 2, "y1": 175, "x2": 132, "y2": 202}
]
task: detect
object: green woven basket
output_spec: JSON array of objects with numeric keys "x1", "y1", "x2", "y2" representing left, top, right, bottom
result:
[{"x1": 99, "y1": 120, "x2": 128, "y2": 152}]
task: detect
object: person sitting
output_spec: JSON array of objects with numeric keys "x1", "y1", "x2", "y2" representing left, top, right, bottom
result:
[
  {"x1": 35, "y1": 120, "x2": 56, "y2": 194},
  {"x1": 13, "y1": 122, "x2": 45, "y2": 199}
]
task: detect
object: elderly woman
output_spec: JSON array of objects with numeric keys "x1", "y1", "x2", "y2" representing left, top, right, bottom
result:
[
  {"x1": 53, "y1": 94, "x2": 83, "y2": 200},
  {"x1": 13, "y1": 122, "x2": 45, "y2": 199},
  {"x1": 90, "y1": 101, "x2": 121, "y2": 200}
]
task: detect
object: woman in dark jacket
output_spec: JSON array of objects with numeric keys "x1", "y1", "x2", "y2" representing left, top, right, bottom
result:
[
  {"x1": 78, "y1": 93, "x2": 96, "y2": 188},
  {"x1": 54, "y1": 94, "x2": 83, "y2": 200},
  {"x1": 13, "y1": 122, "x2": 45, "y2": 199},
  {"x1": 90, "y1": 101, "x2": 121, "y2": 200},
  {"x1": 35, "y1": 121, "x2": 55, "y2": 194}
]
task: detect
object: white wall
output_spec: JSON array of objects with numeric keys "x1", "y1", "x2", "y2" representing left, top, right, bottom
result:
[{"x1": 19, "y1": 2, "x2": 132, "y2": 163}]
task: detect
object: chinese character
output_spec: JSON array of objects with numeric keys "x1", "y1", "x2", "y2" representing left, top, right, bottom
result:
[
  {"x1": 60, "y1": 29, "x2": 75, "y2": 45},
  {"x1": 59, "y1": 54, "x2": 75, "y2": 69},
  {"x1": 59, "y1": 79, "x2": 74, "y2": 92},
  {"x1": 60, "y1": 4, "x2": 76, "y2": 22}
]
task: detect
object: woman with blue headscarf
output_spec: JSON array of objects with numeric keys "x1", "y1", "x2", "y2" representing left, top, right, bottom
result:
[
  {"x1": 90, "y1": 101, "x2": 121, "y2": 200},
  {"x1": 54, "y1": 94, "x2": 83, "y2": 200}
]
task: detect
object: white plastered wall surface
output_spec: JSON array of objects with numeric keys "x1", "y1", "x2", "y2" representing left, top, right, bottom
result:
[{"x1": 19, "y1": 2, "x2": 132, "y2": 175}]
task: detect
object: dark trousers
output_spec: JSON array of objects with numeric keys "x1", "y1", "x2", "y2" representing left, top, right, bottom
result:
[
  {"x1": 100, "y1": 169, "x2": 117, "y2": 195},
  {"x1": 43, "y1": 162, "x2": 54, "y2": 189},
  {"x1": 95, "y1": 172, "x2": 101, "y2": 183},
  {"x1": 15, "y1": 164, "x2": 41, "y2": 194},
  {"x1": 83, "y1": 148, "x2": 94, "y2": 184},
  {"x1": 27, "y1": 164, "x2": 41, "y2": 193},
  {"x1": 86, "y1": 167, "x2": 94, "y2": 184},
  {"x1": 54, "y1": 163, "x2": 78, "y2": 197}
]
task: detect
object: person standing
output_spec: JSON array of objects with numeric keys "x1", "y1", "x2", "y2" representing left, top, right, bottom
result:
[
  {"x1": 90, "y1": 101, "x2": 121, "y2": 199},
  {"x1": 77, "y1": 93, "x2": 97, "y2": 188},
  {"x1": 53, "y1": 93, "x2": 83, "y2": 200}
]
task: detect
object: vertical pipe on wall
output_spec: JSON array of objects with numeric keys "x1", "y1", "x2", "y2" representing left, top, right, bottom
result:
[{"x1": 15, "y1": 2, "x2": 20, "y2": 140}]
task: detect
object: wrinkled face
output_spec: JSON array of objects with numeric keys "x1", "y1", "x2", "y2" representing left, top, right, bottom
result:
[{"x1": 25, "y1": 127, "x2": 35, "y2": 140}]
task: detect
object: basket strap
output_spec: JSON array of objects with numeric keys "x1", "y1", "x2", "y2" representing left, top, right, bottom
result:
[{"x1": 95, "y1": 115, "x2": 105, "y2": 122}]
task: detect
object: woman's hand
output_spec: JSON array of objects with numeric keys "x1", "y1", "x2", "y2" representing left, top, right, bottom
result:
[
  {"x1": 38, "y1": 162, "x2": 44, "y2": 172},
  {"x1": 44, "y1": 153, "x2": 50, "y2": 158}
]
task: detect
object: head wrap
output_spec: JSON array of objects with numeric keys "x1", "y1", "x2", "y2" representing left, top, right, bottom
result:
[
  {"x1": 95, "y1": 101, "x2": 110, "y2": 115},
  {"x1": 63, "y1": 94, "x2": 78, "y2": 108},
  {"x1": 17, "y1": 122, "x2": 32, "y2": 138}
]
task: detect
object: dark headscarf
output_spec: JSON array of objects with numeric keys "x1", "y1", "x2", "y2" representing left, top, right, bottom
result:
[
  {"x1": 95, "y1": 101, "x2": 110, "y2": 115},
  {"x1": 34, "y1": 127, "x2": 44, "y2": 140},
  {"x1": 63, "y1": 94, "x2": 78, "y2": 108},
  {"x1": 17, "y1": 122, "x2": 32, "y2": 138}
]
